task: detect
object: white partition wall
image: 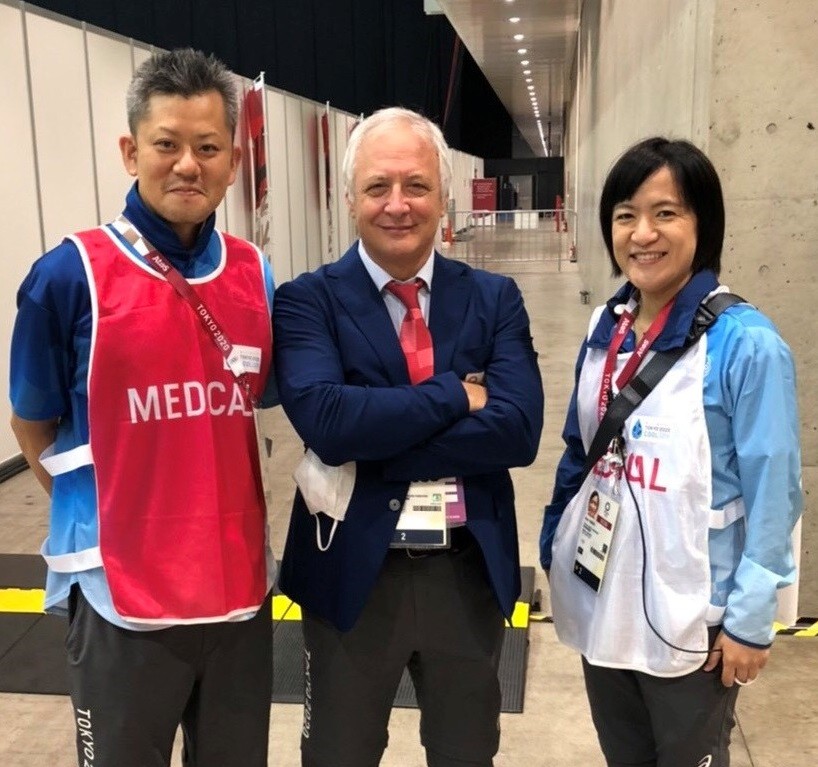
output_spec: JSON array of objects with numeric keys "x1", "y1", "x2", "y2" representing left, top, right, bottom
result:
[
  {"x1": 284, "y1": 95, "x2": 308, "y2": 278},
  {"x1": 218, "y1": 75, "x2": 254, "y2": 242},
  {"x1": 450, "y1": 149, "x2": 477, "y2": 215},
  {"x1": 300, "y1": 100, "x2": 322, "y2": 272},
  {"x1": 26, "y1": 12, "x2": 98, "y2": 246},
  {"x1": 1, "y1": 3, "x2": 42, "y2": 464},
  {"x1": 85, "y1": 28, "x2": 135, "y2": 224},
  {"x1": 132, "y1": 44, "x2": 152, "y2": 70},
  {"x1": 266, "y1": 89, "x2": 293, "y2": 284},
  {"x1": 333, "y1": 114, "x2": 353, "y2": 253}
]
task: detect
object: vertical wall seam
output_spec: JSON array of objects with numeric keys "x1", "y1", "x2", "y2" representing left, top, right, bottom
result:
[
  {"x1": 261, "y1": 73, "x2": 274, "y2": 265},
  {"x1": 82, "y1": 23, "x2": 102, "y2": 226},
  {"x1": 283, "y1": 98, "x2": 295, "y2": 280},
  {"x1": 20, "y1": 1, "x2": 46, "y2": 254},
  {"x1": 301, "y1": 103, "x2": 312, "y2": 271}
]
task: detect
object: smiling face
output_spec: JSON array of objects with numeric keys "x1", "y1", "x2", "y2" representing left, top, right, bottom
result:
[
  {"x1": 119, "y1": 90, "x2": 240, "y2": 247},
  {"x1": 347, "y1": 121, "x2": 446, "y2": 280},
  {"x1": 611, "y1": 166, "x2": 698, "y2": 310}
]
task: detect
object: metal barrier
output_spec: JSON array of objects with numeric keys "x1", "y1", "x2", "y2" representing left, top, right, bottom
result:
[{"x1": 444, "y1": 209, "x2": 577, "y2": 272}]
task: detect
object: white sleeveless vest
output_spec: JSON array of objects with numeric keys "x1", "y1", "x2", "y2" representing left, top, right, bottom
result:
[{"x1": 550, "y1": 306, "x2": 740, "y2": 677}]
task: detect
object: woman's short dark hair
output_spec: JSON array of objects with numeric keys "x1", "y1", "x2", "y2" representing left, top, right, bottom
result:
[{"x1": 598, "y1": 137, "x2": 724, "y2": 277}]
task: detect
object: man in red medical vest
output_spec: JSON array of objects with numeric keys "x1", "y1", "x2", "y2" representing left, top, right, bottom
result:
[{"x1": 10, "y1": 48, "x2": 276, "y2": 767}]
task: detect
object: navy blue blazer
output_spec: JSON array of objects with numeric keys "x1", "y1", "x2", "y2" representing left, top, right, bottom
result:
[{"x1": 274, "y1": 244, "x2": 544, "y2": 631}]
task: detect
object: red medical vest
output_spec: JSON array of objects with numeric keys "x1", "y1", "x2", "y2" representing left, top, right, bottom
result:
[{"x1": 75, "y1": 227, "x2": 271, "y2": 622}]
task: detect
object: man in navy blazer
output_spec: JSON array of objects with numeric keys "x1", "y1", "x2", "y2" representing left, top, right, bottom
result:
[{"x1": 274, "y1": 107, "x2": 544, "y2": 767}]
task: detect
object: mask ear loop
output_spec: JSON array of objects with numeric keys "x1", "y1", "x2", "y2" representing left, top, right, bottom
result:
[{"x1": 315, "y1": 516, "x2": 339, "y2": 552}]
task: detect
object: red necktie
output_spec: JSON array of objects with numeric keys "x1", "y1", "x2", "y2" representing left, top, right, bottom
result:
[{"x1": 385, "y1": 279, "x2": 434, "y2": 384}]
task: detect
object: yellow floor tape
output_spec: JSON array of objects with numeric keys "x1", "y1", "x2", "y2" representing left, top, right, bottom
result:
[
  {"x1": 0, "y1": 588, "x2": 532, "y2": 629},
  {"x1": 0, "y1": 588, "x2": 45, "y2": 613},
  {"x1": 2, "y1": 587, "x2": 813, "y2": 637}
]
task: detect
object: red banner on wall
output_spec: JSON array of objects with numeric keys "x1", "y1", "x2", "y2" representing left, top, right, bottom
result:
[
  {"x1": 244, "y1": 74, "x2": 269, "y2": 251},
  {"x1": 472, "y1": 178, "x2": 497, "y2": 212}
]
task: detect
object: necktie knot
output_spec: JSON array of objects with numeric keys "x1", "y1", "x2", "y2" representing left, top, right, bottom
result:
[{"x1": 385, "y1": 278, "x2": 424, "y2": 311}]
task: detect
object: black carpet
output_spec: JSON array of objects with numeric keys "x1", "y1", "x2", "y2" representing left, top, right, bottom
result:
[{"x1": 0, "y1": 555, "x2": 534, "y2": 712}]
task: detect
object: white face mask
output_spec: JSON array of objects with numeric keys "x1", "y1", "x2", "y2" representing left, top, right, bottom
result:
[{"x1": 293, "y1": 449, "x2": 356, "y2": 551}]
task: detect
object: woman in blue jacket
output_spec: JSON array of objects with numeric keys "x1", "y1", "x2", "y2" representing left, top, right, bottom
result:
[{"x1": 540, "y1": 137, "x2": 802, "y2": 767}]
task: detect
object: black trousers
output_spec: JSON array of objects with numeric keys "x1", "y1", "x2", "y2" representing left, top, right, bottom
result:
[
  {"x1": 300, "y1": 534, "x2": 505, "y2": 767},
  {"x1": 66, "y1": 586, "x2": 273, "y2": 767},
  {"x1": 582, "y1": 641, "x2": 739, "y2": 767}
]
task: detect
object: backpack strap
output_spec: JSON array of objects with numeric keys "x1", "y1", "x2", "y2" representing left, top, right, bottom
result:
[{"x1": 579, "y1": 292, "x2": 745, "y2": 483}]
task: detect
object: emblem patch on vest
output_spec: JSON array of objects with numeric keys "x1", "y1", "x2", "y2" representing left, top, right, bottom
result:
[{"x1": 629, "y1": 416, "x2": 673, "y2": 443}]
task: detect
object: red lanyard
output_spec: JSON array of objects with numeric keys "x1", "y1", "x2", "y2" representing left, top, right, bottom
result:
[
  {"x1": 112, "y1": 216, "x2": 258, "y2": 408},
  {"x1": 597, "y1": 296, "x2": 676, "y2": 422}
]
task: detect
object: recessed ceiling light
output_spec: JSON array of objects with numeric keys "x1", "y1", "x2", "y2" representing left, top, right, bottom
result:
[
  {"x1": 517, "y1": 48, "x2": 527, "y2": 54},
  {"x1": 525, "y1": 78, "x2": 532, "y2": 83},
  {"x1": 513, "y1": 34, "x2": 524, "y2": 41},
  {"x1": 520, "y1": 60, "x2": 529, "y2": 66},
  {"x1": 527, "y1": 85, "x2": 534, "y2": 90},
  {"x1": 509, "y1": 16, "x2": 520, "y2": 23}
]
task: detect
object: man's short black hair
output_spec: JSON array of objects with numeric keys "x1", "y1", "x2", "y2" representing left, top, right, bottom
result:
[{"x1": 126, "y1": 48, "x2": 238, "y2": 136}]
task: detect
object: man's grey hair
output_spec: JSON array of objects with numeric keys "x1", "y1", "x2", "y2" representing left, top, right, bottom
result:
[
  {"x1": 126, "y1": 48, "x2": 239, "y2": 136},
  {"x1": 342, "y1": 107, "x2": 452, "y2": 202}
]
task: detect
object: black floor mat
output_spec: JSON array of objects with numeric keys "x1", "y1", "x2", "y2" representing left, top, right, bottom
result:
[{"x1": 0, "y1": 555, "x2": 534, "y2": 712}]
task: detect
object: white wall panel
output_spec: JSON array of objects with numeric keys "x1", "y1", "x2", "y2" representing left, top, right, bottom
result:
[
  {"x1": 285, "y1": 95, "x2": 308, "y2": 279},
  {"x1": 339, "y1": 115, "x2": 359, "y2": 249},
  {"x1": 85, "y1": 29, "x2": 134, "y2": 224},
  {"x1": 316, "y1": 107, "x2": 331, "y2": 264},
  {"x1": 132, "y1": 44, "x2": 152, "y2": 70},
  {"x1": 218, "y1": 75, "x2": 254, "y2": 241},
  {"x1": 26, "y1": 12, "x2": 97, "y2": 246},
  {"x1": 0, "y1": 3, "x2": 42, "y2": 463},
  {"x1": 571, "y1": 0, "x2": 706, "y2": 308},
  {"x1": 333, "y1": 114, "x2": 353, "y2": 254},
  {"x1": 266, "y1": 90, "x2": 292, "y2": 285},
  {"x1": 300, "y1": 100, "x2": 322, "y2": 272}
]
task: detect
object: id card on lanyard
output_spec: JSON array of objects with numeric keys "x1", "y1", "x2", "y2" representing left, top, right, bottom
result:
[
  {"x1": 573, "y1": 295, "x2": 675, "y2": 592},
  {"x1": 391, "y1": 481, "x2": 449, "y2": 548}
]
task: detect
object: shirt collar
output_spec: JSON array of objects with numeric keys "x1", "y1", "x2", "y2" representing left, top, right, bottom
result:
[
  {"x1": 590, "y1": 270, "x2": 721, "y2": 351},
  {"x1": 356, "y1": 240, "x2": 435, "y2": 292},
  {"x1": 122, "y1": 182, "x2": 216, "y2": 261}
]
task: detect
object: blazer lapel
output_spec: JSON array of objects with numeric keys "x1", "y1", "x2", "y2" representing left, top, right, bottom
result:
[
  {"x1": 428, "y1": 253, "x2": 471, "y2": 374},
  {"x1": 326, "y1": 245, "x2": 410, "y2": 385}
]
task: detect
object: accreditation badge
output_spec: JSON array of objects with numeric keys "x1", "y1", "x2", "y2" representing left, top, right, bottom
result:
[
  {"x1": 572, "y1": 485, "x2": 621, "y2": 592},
  {"x1": 391, "y1": 480, "x2": 450, "y2": 548}
]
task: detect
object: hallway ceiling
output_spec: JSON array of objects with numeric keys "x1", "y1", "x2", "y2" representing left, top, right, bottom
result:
[{"x1": 436, "y1": 0, "x2": 579, "y2": 157}]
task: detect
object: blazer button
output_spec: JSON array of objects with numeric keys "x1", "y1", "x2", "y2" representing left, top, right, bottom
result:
[{"x1": 389, "y1": 499, "x2": 402, "y2": 512}]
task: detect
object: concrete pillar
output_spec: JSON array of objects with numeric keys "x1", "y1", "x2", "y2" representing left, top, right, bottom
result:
[{"x1": 708, "y1": 0, "x2": 817, "y2": 616}]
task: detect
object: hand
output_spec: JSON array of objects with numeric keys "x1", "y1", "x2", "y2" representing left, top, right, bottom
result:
[
  {"x1": 462, "y1": 381, "x2": 488, "y2": 412},
  {"x1": 703, "y1": 630, "x2": 770, "y2": 687}
]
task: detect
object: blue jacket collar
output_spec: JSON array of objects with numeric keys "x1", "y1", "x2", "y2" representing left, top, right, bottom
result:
[
  {"x1": 589, "y1": 270, "x2": 721, "y2": 351},
  {"x1": 123, "y1": 183, "x2": 216, "y2": 261}
]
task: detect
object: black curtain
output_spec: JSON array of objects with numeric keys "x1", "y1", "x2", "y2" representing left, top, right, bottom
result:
[{"x1": 30, "y1": 0, "x2": 514, "y2": 158}]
